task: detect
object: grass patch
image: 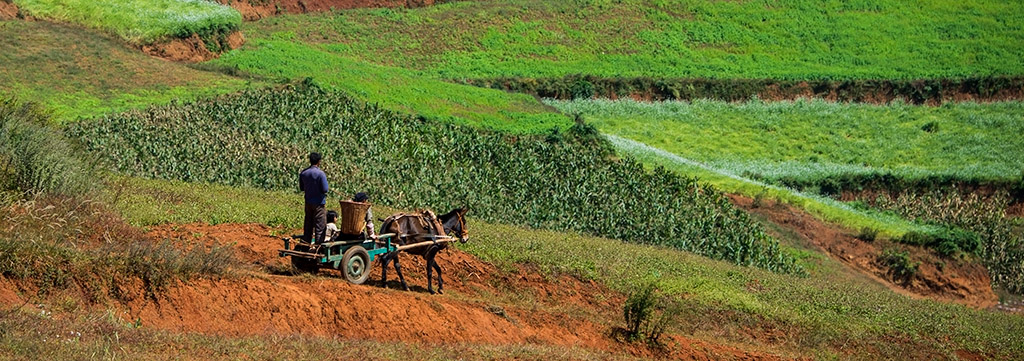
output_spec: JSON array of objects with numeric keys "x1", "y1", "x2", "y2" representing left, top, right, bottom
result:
[
  {"x1": 549, "y1": 98, "x2": 1024, "y2": 187},
  {"x1": 0, "y1": 21, "x2": 255, "y2": 122},
  {"x1": 105, "y1": 177, "x2": 303, "y2": 227},
  {"x1": 244, "y1": 0, "x2": 1024, "y2": 80},
  {"x1": 208, "y1": 35, "x2": 569, "y2": 134},
  {"x1": 12, "y1": 0, "x2": 241, "y2": 44}
]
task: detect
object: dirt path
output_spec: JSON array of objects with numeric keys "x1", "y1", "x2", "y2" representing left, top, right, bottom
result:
[
  {"x1": 44, "y1": 223, "x2": 796, "y2": 361},
  {"x1": 728, "y1": 195, "x2": 998, "y2": 308}
]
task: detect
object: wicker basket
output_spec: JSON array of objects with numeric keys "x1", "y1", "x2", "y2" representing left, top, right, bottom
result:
[{"x1": 338, "y1": 200, "x2": 370, "y2": 235}]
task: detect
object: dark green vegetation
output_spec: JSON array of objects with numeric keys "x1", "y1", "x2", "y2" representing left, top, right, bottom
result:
[
  {"x1": 621, "y1": 282, "x2": 679, "y2": 345},
  {"x1": 95, "y1": 178, "x2": 1024, "y2": 360},
  {"x1": 244, "y1": 0, "x2": 1024, "y2": 80},
  {"x1": 468, "y1": 75, "x2": 1024, "y2": 104},
  {"x1": 207, "y1": 35, "x2": 569, "y2": 133},
  {"x1": 68, "y1": 84, "x2": 801, "y2": 274},
  {"x1": 0, "y1": 21, "x2": 253, "y2": 122},
  {"x1": 12, "y1": 0, "x2": 241, "y2": 45}
]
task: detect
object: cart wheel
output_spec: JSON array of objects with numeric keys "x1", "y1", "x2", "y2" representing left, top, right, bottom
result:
[{"x1": 341, "y1": 246, "x2": 371, "y2": 285}]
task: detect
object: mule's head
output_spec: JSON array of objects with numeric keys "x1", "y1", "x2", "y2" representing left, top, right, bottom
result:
[{"x1": 441, "y1": 207, "x2": 469, "y2": 243}]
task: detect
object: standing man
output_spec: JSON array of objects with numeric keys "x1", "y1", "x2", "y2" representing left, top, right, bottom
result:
[{"x1": 299, "y1": 152, "x2": 329, "y2": 243}]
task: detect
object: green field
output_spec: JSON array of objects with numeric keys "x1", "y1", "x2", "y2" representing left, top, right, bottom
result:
[
  {"x1": 12, "y1": 0, "x2": 241, "y2": 44},
  {"x1": 208, "y1": 35, "x2": 569, "y2": 133},
  {"x1": 548, "y1": 98, "x2": 1024, "y2": 187},
  {"x1": 243, "y1": 0, "x2": 1024, "y2": 80},
  {"x1": 0, "y1": 21, "x2": 253, "y2": 122}
]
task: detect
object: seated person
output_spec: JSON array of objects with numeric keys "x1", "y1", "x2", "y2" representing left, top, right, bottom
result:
[
  {"x1": 353, "y1": 192, "x2": 377, "y2": 239},
  {"x1": 322, "y1": 210, "x2": 340, "y2": 243}
]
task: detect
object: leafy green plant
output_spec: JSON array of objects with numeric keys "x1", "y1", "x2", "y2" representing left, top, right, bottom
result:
[
  {"x1": 68, "y1": 84, "x2": 803, "y2": 274},
  {"x1": 877, "y1": 248, "x2": 920, "y2": 283}
]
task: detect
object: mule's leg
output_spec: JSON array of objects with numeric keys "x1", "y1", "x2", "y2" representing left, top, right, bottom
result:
[
  {"x1": 426, "y1": 247, "x2": 442, "y2": 295},
  {"x1": 392, "y1": 253, "x2": 410, "y2": 291},
  {"x1": 432, "y1": 255, "x2": 444, "y2": 295}
]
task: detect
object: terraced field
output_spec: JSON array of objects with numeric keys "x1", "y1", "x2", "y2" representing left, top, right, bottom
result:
[{"x1": 1, "y1": 0, "x2": 1023, "y2": 360}]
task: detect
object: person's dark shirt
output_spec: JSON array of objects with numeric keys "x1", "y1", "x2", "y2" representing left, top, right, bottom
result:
[{"x1": 299, "y1": 166, "x2": 328, "y2": 205}]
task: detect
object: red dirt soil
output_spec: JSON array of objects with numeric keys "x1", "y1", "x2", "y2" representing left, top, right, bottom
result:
[
  {"x1": 0, "y1": 1, "x2": 18, "y2": 19},
  {"x1": 728, "y1": 195, "x2": 998, "y2": 308},
  {"x1": 141, "y1": 31, "x2": 245, "y2": 62},
  {"x1": 0, "y1": 223, "x2": 797, "y2": 360},
  {"x1": 217, "y1": 0, "x2": 445, "y2": 21}
]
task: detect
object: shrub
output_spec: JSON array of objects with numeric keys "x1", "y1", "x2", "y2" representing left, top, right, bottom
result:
[
  {"x1": 114, "y1": 240, "x2": 234, "y2": 298},
  {"x1": 857, "y1": 227, "x2": 878, "y2": 242},
  {"x1": 898, "y1": 227, "x2": 981, "y2": 258},
  {"x1": 622, "y1": 282, "x2": 680, "y2": 345},
  {"x1": 877, "y1": 248, "x2": 919, "y2": 284}
]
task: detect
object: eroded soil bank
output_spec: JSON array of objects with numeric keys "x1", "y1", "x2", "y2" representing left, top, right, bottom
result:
[{"x1": 729, "y1": 194, "x2": 999, "y2": 309}]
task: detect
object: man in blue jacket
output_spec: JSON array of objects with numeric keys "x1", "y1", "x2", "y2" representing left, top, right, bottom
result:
[{"x1": 299, "y1": 152, "x2": 329, "y2": 243}]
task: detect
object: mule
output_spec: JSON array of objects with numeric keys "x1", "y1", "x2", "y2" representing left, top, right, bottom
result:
[{"x1": 378, "y1": 207, "x2": 468, "y2": 294}]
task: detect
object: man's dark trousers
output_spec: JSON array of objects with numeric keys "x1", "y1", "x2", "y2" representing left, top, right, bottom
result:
[{"x1": 304, "y1": 203, "x2": 326, "y2": 243}]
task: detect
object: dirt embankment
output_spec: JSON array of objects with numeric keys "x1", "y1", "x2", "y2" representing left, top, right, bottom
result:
[
  {"x1": 1, "y1": 223, "x2": 795, "y2": 361},
  {"x1": 468, "y1": 76, "x2": 1024, "y2": 105},
  {"x1": 218, "y1": 0, "x2": 445, "y2": 20},
  {"x1": 728, "y1": 195, "x2": 998, "y2": 308},
  {"x1": 141, "y1": 31, "x2": 246, "y2": 62},
  {"x1": 0, "y1": 1, "x2": 20, "y2": 20}
]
